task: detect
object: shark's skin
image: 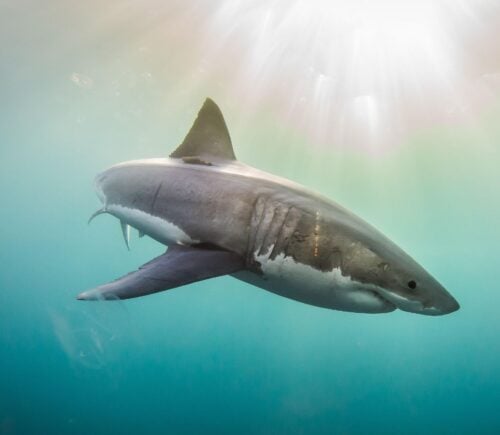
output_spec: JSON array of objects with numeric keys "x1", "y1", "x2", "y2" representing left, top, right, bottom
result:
[{"x1": 81, "y1": 99, "x2": 459, "y2": 316}]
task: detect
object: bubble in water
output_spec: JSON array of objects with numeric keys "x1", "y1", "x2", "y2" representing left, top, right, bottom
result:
[
  {"x1": 70, "y1": 72, "x2": 93, "y2": 89},
  {"x1": 50, "y1": 298, "x2": 137, "y2": 370}
]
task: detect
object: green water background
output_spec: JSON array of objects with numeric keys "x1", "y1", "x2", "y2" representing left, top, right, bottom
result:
[{"x1": 1, "y1": 2, "x2": 500, "y2": 434}]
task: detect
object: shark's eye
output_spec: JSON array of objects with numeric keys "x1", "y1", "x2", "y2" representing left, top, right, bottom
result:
[{"x1": 408, "y1": 280, "x2": 417, "y2": 290}]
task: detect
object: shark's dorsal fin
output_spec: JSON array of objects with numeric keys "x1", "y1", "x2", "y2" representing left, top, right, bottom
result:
[{"x1": 170, "y1": 98, "x2": 236, "y2": 161}]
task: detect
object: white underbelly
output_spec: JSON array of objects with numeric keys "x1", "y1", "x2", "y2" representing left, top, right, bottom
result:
[
  {"x1": 239, "y1": 250, "x2": 394, "y2": 313},
  {"x1": 107, "y1": 204, "x2": 197, "y2": 246}
]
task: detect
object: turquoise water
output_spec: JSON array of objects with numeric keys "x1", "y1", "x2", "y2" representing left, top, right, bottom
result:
[{"x1": 2, "y1": 2, "x2": 500, "y2": 434}]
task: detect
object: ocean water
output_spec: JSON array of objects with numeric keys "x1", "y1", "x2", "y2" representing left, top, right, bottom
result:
[{"x1": 1, "y1": 1, "x2": 500, "y2": 434}]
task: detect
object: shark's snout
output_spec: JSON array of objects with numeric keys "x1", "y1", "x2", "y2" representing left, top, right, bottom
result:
[
  {"x1": 428, "y1": 293, "x2": 460, "y2": 316},
  {"x1": 418, "y1": 279, "x2": 460, "y2": 316}
]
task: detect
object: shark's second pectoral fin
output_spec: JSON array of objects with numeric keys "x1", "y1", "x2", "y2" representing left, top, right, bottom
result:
[{"x1": 77, "y1": 245, "x2": 244, "y2": 301}]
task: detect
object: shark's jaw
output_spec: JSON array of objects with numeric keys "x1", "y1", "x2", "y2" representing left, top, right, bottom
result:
[{"x1": 374, "y1": 287, "x2": 459, "y2": 316}]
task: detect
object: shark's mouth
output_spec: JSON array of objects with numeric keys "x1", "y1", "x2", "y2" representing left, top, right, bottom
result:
[
  {"x1": 352, "y1": 285, "x2": 458, "y2": 316},
  {"x1": 372, "y1": 287, "x2": 418, "y2": 312},
  {"x1": 343, "y1": 285, "x2": 396, "y2": 313},
  {"x1": 373, "y1": 287, "x2": 435, "y2": 315},
  {"x1": 370, "y1": 289, "x2": 397, "y2": 312}
]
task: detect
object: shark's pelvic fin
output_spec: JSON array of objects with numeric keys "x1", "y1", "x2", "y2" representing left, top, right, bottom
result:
[
  {"x1": 76, "y1": 244, "x2": 244, "y2": 300},
  {"x1": 120, "y1": 220, "x2": 131, "y2": 250},
  {"x1": 170, "y1": 98, "x2": 236, "y2": 161}
]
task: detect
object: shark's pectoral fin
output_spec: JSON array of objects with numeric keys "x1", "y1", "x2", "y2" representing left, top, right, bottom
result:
[{"x1": 76, "y1": 244, "x2": 244, "y2": 301}]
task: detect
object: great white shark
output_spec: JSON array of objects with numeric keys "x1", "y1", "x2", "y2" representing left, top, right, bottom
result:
[{"x1": 78, "y1": 98, "x2": 459, "y2": 316}]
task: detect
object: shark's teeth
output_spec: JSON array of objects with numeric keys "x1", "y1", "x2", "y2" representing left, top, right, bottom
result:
[{"x1": 120, "y1": 220, "x2": 131, "y2": 250}]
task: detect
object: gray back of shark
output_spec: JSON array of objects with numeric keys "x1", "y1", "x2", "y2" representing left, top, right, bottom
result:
[{"x1": 78, "y1": 98, "x2": 459, "y2": 316}]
